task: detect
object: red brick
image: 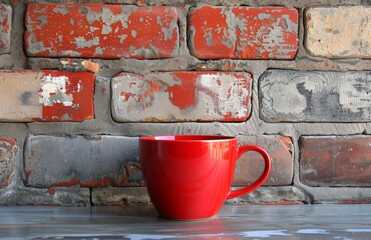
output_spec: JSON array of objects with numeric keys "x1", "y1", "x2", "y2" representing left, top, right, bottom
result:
[
  {"x1": 0, "y1": 4, "x2": 11, "y2": 54},
  {"x1": 25, "y1": 4, "x2": 179, "y2": 59},
  {"x1": 112, "y1": 71, "x2": 252, "y2": 122},
  {"x1": 300, "y1": 136, "x2": 371, "y2": 187},
  {"x1": 234, "y1": 136, "x2": 293, "y2": 186},
  {"x1": 0, "y1": 138, "x2": 17, "y2": 188},
  {"x1": 188, "y1": 6, "x2": 298, "y2": 59},
  {"x1": 0, "y1": 70, "x2": 94, "y2": 122}
]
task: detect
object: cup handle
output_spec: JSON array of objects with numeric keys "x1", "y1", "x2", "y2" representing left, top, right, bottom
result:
[{"x1": 227, "y1": 145, "x2": 271, "y2": 199}]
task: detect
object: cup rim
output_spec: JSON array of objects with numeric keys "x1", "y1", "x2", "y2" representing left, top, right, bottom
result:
[{"x1": 139, "y1": 135, "x2": 236, "y2": 142}]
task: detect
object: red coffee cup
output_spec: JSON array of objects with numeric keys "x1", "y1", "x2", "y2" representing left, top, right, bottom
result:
[{"x1": 139, "y1": 135, "x2": 271, "y2": 220}]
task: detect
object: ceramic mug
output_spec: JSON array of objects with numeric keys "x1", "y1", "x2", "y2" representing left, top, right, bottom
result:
[{"x1": 139, "y1": 135, "x2": 271, "y2": 220}]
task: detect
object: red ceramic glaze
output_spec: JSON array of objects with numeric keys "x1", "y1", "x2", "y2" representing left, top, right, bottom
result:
[{"x1": 139, "y1": 135, "x2": 271, "y2": 220}]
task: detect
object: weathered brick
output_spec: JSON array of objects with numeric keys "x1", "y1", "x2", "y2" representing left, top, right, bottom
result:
[
  {"x1": 226, "y1": 186, "x2": 308, "y2": 205},
  {"x1": 0, "y1": 138, "x2": 16, "y2": 188},
  {"x1": 0, "y1": 70, "x2": 94, "y2": 122},
  {"x1": 234, "y1": 136, "x2": 293, "y2": 186},
  {"x1": 92, "y1": 187, "x2": 151, "y2": 206},
  {"x1": 312, "y1": 188, "x2": 371, "y2": 204},
  {"x1": 300, "y1": 135, "x2": 371, "y2": 187},
  {"x1": 0, "y1": 187, "x2": 90, "y2": 206},
  {"x1": 259, "y1": 70, "x2": 371, "y2": 122},
  {"x1": 188, "y1": 6, "x2": 298, "y2": 59},
  {"x1": 25, "y1": 3, "x2": 179, "y2": 59},
  {"x1": 305, "y1": 6, "x2": 371, "y2": 59},
  {"x1": 112, "y1": 72, "x2": 252, "y2": 122},
  {"x1": 24, "y1": 135, "x2": 142, "y2": 187},
  {"x1": 0, "y1": 4, "x2": 11, "y2": 54}
]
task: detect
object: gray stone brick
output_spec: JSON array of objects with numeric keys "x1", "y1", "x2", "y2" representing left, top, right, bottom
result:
[
  {"x1": 0, "y1": 187, "x2": 90, "y2": 206},
  {"x1": 259, "y1": 70, "x2": 371, "y2": 122},
  {"x1": 24, "y1": 135, "x2": 142, "y2": 187},
  {"x1": 226, "y1": 186, "x2": 308, "y2": 205}
]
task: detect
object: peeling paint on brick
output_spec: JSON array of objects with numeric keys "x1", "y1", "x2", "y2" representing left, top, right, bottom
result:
[
  {"x1": 81, "y1": 60, "x2": 99, "y2": 73},
  {"x1": 0, "y1": 138, "x2": 17, "y2": 188},
  {"x1": 112, "y1": 72, "x2": 252, "y2": 122},
  {"x1": 0, "y1": 4, "x2": 11, "y2": 54},
  {"x1": 36, "y1": 71, "x2": 95, "y2": 121},
  {"x1": 188, "y1": 6, "x2": 298, "y2": 59},
  {"x1": 39, "y1": 75, "x2": 74, "y2": 107},
  {"x1": 25, "y1": 3, "x2": 179, "y2": 59},
  {"x1": 0, "y1": 70, "x2": 94, "y2": 122}
]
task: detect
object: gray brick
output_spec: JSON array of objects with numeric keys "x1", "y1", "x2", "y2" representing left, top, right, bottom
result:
[
  {"x1": 0, "y1": 187, "x2": 90, "y2": 206},
  {"x1": 226, "y1": 186, "x2": 308, "y2": 205},
  {"x1": 259, "y1": 70, "x2": 371, "y2": 122},
  {"x1": 24, "y1": 135, "x2": 142, "y2": 187}
]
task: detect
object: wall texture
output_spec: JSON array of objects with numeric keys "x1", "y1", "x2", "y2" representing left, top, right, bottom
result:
[{"x1": 0, "y1": 0, "x2": 370, "y2": 206}]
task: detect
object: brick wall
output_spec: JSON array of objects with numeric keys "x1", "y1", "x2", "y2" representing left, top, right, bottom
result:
[{"x1": 0, "y1": 0, "x2": 370, "y2": 206}]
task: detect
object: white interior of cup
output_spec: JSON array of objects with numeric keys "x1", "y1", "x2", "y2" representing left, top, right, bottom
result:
[{"x1": 140, "y1": 135, "x2": 235, "y2": 141}]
